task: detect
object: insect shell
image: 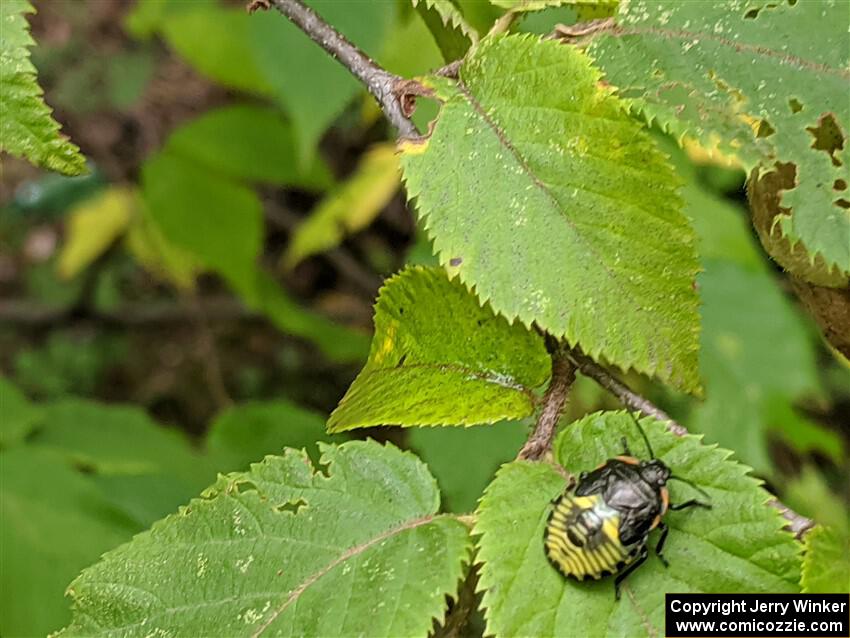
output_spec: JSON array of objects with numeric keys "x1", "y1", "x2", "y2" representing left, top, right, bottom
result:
[{"x1": 544, "y1": 413, "x2": 711, "y2": 600}]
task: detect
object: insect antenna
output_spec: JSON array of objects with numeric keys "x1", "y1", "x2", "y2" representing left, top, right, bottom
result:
[
  {"x1": 668, "y1": 475, "x2": 712, "y2": 501},
  {"x1": 626, "y1": 410, "x2": 655, "y2": 459}
]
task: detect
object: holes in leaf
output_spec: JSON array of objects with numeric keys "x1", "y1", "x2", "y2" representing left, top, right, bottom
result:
[
  {"x1": 316, "y1": 458, "x2": 331, "y2": 478},
  {"x1": 396, "y1": 353, "x2": 407, "y2": 368},
  {"x1": 788, "y1": 98, "x2": 803, "y2": 114},
  {"x1": 233, "y1": 480, "x2": 258, "y2": 495},
  {"x1": 274, "y1": 498, "x2": 307, "y2": 514},
  {"x1": 756, "y1": 119, "x2": 776, "y2": 138},
  {"x1": 806, "y1": 113, "x2": 846, "y2": 166},
  {"x1": 836, "y1": 199, "x2": 850, "y2": 210},
  {"x1": 743, "y1": 2, "x2": 781, "y2": 19},
  {"x1": 835, "y1": 179, "x2": 848, "y2": 191}
]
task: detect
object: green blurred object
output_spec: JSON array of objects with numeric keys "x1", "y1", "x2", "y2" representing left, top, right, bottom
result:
[
  {"x1": 409, "y1": 420, "x2": 528, "y2": 512},
  {"x1": 0, "y1": 447, "x2": 141, "y2": 637},
  {"x1": 10, "y1": 167, "x2": 105, "y2": 218},
  {"x1": 164, "y1": 104, "x2": 333, "y2": 190},
  {"x1": 206, "y1": 399, "x2": 342, "y2": 471},
  {"x1": 692, "y1": 260, "x2": 821, "y2": 473},
  {"x1": 14, "y1": 332, "x2": 126, "y2": 399},
  {"x1": 106, "y1": 50, "x2": 155, "y2": 109},
  {"x1": 0, "y1": 376, "x2": 42, "y2": 448}
]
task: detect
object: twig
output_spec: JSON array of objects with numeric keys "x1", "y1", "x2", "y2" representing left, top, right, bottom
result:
[
  {"x1": 567, "y1": 350, "x2": 688, "y2": 436},
  {"x1": 187, "y1": 294, "x2": 233, "y2": 410},
  {"x1": 519, "y1": 344, "x2": 576, "y2": 460},
  {"x1": 568, "y1": 350, "x2": 815, "y2": 539},
  {"x1": 265, "y1": 0, "x2": 418, "y2": 138},
  {"x1": 0, "y1": 297, "x2": 257, "y2": 327}
]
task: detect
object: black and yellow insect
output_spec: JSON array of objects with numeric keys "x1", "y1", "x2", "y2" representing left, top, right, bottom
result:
[{"x1": 545, "y1": 413, "x2": 711, "y2": 599}]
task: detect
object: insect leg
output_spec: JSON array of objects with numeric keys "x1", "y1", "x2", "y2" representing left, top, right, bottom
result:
[
  {"x1": 669, "y1": 499, "x2": 712, "y2": 511},
  {"x1": 614, "y1": 545, "x2": 648, "y2": 601},
  {"x1": 620, "y1": 436, "x2": 632, "y2": 457},
  {"x1": 654, "y1": 522, "x2": 669, "y2": 568}
]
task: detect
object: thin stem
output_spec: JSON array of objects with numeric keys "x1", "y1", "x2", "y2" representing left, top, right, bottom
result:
[
  {"x1": 519, "y1": 344, "x2": 576, "y2": 460},
  {"x1": 568, "y1": 350, "x2": 815, "y2": 539},
  {"x1": 567, "y1": 350, "x2": 688, "y2": 436},
  {"x1": 266, "y1": 0, "x2": 417, "y2": 138}
]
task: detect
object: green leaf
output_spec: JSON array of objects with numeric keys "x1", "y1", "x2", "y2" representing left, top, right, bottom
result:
[
  {"x1": 238, "y1": 270, "x2": 370, "y2": 363},
  {"x1": 160, "y1": 5, "x2": 272, "y2": 95},
  {"x1": 57, "y1": 187, "x2": 135, "y2": 279},
  {"x1": 125, "y1": 201, "x2": 202, "y2": 290},
  {"x1": 284, "y1": 144, "x2": 400, "y2": 269},
  {"x1": 411, "y1": 0, "x2": 477, "y2": 61},
  {"x1": 400, "y1": 35, "x2": 700, "y2": 392},
  {"x1": 692, "y1": 259, "x2": 820, "y2": 472},
  {"x1": 801, "y1": 526, "x2": 850, "y2": 594},
  {"x1": 328, "y1": 266, "x2": 550, "y2": 432},
  {"x1": 588, "y1": 1, "x2": 850, "y2": 275},
  {"x1": 142, "y1": 150, "x2": 263, "y2": 293},
  {"x1": 409, "y1": 419, "x2": 528, "y2": 512},
  {"x1": 0, "y1": 375, "x2": 41, "y2": 448},
  {"x1": 33, "y1": 399, "x2": 208, "y2": 484},
  {"x1": 0, "y1": 0, "x2": 86, "y2": 175},
  {"x1": 59, "y1": 441, "x2": 471, "y2": 637},
  {"x1": 140, "y1": 152, "x2": 365, "y2": 359},
  {"x1": 165, "y1": 105, "x2": 332, "y2": 190},
  {"x1": 206, "y1": 399, "x2": 338, "y2": 471},
  {"x1": 475, "y1": 411, "x2": 801, "y2": 637},
  {"x1": 491, "y1": 0, "x2": 616, "y2": 12},
  {"x1": 249, "y1": 1, "x2": 392, "y2": 163},
  {"x1": 764, "y1": 400, "x2": 843, "y2": 464},
  {"x1": 0, "y1": 448, "x2": 140, "y2": 637}
]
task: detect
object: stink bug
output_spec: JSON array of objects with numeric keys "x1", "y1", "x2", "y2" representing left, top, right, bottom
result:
[{"x1": 544, "y1": 412, "x2": 711, "y2": 599}]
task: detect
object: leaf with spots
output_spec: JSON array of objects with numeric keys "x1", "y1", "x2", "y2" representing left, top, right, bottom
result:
[
  {"x1": 400, "y1": 35, "x2": 700, "y2": 393},
  {"x1": 327, "y1": 266, "x2": 550, "y2": 432},
  {"x1": 490, "y1": 0, "x2": 617, "y2": 13},
  {"x1": 58, "y1": 440, "x2": 471, "y2": 637},
  {"x1": 588, "y1": 0, "x2": 850, "y2": 276},
  {"x1": 474, "y1": 411, "x2": 801, "y2": 637},
  {"x1": 0, "y1": 0, "x2": 86, "y2": 175}
]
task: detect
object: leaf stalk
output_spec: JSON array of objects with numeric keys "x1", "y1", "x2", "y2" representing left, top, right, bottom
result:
[{"x1": 519, "y1": 342, "x2": 576, "y2": 460}]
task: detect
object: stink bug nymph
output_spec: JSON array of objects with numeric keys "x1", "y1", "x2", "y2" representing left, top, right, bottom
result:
[{"x1": 544, "y1": 413, "x2": 711, "y2": 599}]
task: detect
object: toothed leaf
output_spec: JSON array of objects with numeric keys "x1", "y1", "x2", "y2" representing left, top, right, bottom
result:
[
  {"x1": 801, "y1": 525, "x2": 850, "y2": 594},
  {"x1": 328, "y1": 266, "x2": 550, "y2": 432},
  {"x1": 588, "y1": 0, "x2": 850, "y2": 275},
  {"x1": 58, "y1": 440, "x2": 471, "y2": 637},
  {"x1": 0, "y1": 0, "x2": 86, "y2": 175},
  {"x1": 400, "y1": 35, "x2": 700, "y2": 393},
  {"x1": 474, "y1": 411, "x2": 801, "y2": 637}
]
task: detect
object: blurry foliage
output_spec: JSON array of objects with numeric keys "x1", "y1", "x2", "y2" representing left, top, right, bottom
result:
[{"x1": 1, "y1": 0, "x2": 848, "y2": 636}]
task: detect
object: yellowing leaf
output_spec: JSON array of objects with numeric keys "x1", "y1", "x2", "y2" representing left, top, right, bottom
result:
[
  {"x1": 125, "y1": 203, "x2": 201, "y2": 290},
  {"x1": 57, "y1": 188, "x2": 135, "y2": 279},
  {"x1": 283, "y1": 144, "x2": 400, "y2": 270}
]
